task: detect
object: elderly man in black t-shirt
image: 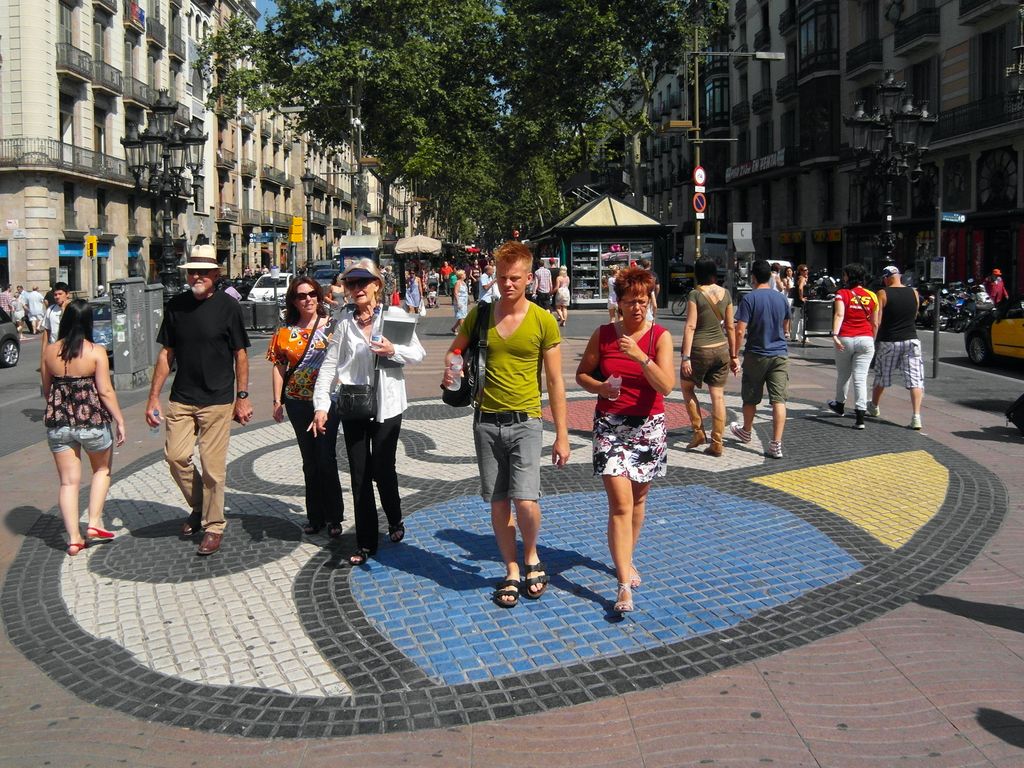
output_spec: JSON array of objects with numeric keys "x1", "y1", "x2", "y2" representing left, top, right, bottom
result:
[{"x1": 145, "y1": 245, "x2": 252, "y2": 556}]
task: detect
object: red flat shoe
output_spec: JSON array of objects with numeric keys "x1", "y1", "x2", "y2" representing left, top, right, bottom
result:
[
  {"x1": 86, "y1": 526, "x2": 115, "y2": 540},
  {"x1": 66, "y1": 541, "x2": 87, "y2": 556}
]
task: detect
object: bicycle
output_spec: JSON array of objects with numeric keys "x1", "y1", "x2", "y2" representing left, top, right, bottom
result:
[{"x1": 670, "y1": 294, "x2": 688, "y2": 318}]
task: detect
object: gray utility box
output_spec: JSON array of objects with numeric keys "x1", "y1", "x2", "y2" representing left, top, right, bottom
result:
[{"x1": 109, "y1": 277, "x2": 155, "y2": 390}]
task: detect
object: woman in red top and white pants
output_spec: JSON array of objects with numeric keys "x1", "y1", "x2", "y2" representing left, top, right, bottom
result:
[
  {"x1": 828, "y1": 262, "x2": 879, "y2": 429},
  {"x1": 576, "y1": 266, "x2": 675, "y2": 615}
]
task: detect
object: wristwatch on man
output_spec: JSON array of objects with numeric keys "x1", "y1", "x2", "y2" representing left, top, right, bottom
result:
[{"x1": 236, "y1": 390, "x2": 249, "y2": 399}]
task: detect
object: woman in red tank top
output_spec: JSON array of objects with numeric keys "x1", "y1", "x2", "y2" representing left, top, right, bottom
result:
[
  {"x1": 828, "y1": 262, "x2": 879, "y2": 429},
  {"x1": 575, "y1": 266, "x2": 676, "y2": 615}
]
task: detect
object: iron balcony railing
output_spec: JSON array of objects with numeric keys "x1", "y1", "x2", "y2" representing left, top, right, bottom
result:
[
  {"x1": 240, "y1": 113, "x2": 256, "y2": 132},
  {"x1": 894, "y1": 8, "x2": 940, "y2": 50},
  {"x1": 241, "y1": 208, "x2": 261, "y2": 225},
  {"x1": 310, "y1": 210, "x2": 330, "y2": 226},
  {"x1": 273, "y1": 128, "x2": 284, "y2": 144},
  {"x1": 333, "y1": 217, "x2": 348, "y2": 228},
  {"x1": 240, "y1": 158, "x2": 257, "y2": 176},
  {"x1": 92, "y1": 60, "x2": 123, "y2": 93},
  {"x1": 56, "y1": 43, "x2": 94, "y2": 81},
  {"x1": 778, "y1": 6, "x2": 796, "y2": 34},
  {"x1": 705, "y1": 55, "x2": 730, "y2": 78},
  {"x1": 123, "y1": 77, "x2": 154, "y2": 106},
  {"x1": 776, "y1": 73, "x2": 798, "y2": 101},
  {"x1": 272, "y1": 211, "x2": 291, "y2": 228},
  {"x1": 146, "y1": 15, "x2": 167, "y2": 48},
  {"x1": 934, "y1": 93, "x2": 1024, "y2": 141},
  {"x1": 261, "y1": 120, "x2": 273, "y2": 137},
  {"x1": 959, "y1": 0, "x2": 1015, "y2": 16},
  {"x1": 174, "y1": 102, "x2": 191, "y2": 125},
  {"x1": 798, "y1": 50, "x2": 840, "y2": 78},
  {"x1": 0, "y1": 138, "x2": 132, "y2": 184},
  {"x1": 94, "y1": 0, "x2": 117, "y2": 14},
  {"x1": 216, "y1": 202, "x2": 239, "y2": 223},
  {"x1": 216, "y1": 147, "x2": 236, "y2": 169},
  {"x1": 731, "y1": 100, "x2": 751, "y2": 123},
  {"x1": 123, "y1": 1, "x2": 144, "y2": 31},
  {"x1": 262, "y1": 210, "x2": 275, "y2": 226},
  {"x1": 704, "y1": 110, "x2": 731, "y2": 131},
  {"x1": 754, "y1": 27, "x2": 772, "y2": 51},
  {"x1": 846, "y1": 39, "x2": 883, "y2": 73},
  {"x1": 752, "y1": 87, "x2": 773, "y2": 114},
  {"x1": 170, "y1": 32, "x2": 186, "y2": 61},
  {"x1": 64, "y1": 209, "x2": 82, "y2": 232}
]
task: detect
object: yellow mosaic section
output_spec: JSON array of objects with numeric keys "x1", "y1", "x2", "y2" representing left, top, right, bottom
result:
[{"x1": 750, "y1": 450, "x2": 949, "y2": 550}]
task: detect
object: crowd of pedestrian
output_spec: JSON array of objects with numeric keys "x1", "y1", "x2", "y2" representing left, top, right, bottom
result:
[{"x1": 34, "y1": 247, "x2": 941, "y2": 616}]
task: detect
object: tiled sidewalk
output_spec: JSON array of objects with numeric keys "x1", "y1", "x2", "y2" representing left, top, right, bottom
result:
[{"x1": 1, "y1": 315, "x2": 1022, "y2": 766}]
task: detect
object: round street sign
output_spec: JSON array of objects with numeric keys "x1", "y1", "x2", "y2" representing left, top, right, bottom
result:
[
  {"x1": 693, "y1": 192, "x2": 707, "y2": 214},
  {"x1": 693, "y1": 165, "x2": 706, "y2": 186}
]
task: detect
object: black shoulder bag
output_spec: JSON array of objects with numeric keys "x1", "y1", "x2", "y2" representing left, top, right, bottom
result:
[
  {"x1": 334, "y1": 307, "x2": 379, "y2": 420},
  {"x1": 442, "y1": 302, "x2": 491, "y2": 407}
]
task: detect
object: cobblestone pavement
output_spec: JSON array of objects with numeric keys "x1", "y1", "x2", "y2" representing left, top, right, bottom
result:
[{"x1": 1, "y1": 311, "x2": 1022, "y2": 766}]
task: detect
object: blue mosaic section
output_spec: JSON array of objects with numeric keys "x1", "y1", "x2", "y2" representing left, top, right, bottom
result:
[{"x1": 352, "y1": 486, "x2": 863, "y2": 686}]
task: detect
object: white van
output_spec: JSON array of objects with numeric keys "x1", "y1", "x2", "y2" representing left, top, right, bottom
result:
[{"x1": 248, "y1": 272, "x2": 293, "y2": 303}]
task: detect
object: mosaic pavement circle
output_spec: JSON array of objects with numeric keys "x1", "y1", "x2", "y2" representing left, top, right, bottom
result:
[{"x1": 1, "y1": 393, "x2": 1008, "y2": 738}]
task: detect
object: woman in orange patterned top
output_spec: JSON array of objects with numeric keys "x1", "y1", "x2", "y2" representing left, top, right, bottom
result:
[{"x1": 267, "y1": 277, "x2": 343, "y2": 536}]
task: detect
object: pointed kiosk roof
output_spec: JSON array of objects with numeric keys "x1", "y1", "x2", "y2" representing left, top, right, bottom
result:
[{"x1": 549, "y1": 194, "x2": 667, "y2": 231}]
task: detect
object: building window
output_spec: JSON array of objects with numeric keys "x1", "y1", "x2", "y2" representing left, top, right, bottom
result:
[
  {"x1": 737, "y1": 130, "x2": 750, "y2": 163},
  {"x1": 761, "y1": 183, "x2": 772, "y2": 227},
  {"x1": 972, "y1": 23, "x2": 1014, "y2": 99},
  {"x1": 781, "y1": 110, "x2": 796, "y2": 147},
  {"x1": 798, "y1": 1, "x2": 838, "y2": 72},
  {"x1": 97, "y1": 189, "x2": 108, "y2": 232},
  {"x1": 756, "y1": 120, "x2": 774, "y2": 157},
  {"x1": 910, "y1": 57, "x2": 939, "y2": 110},
  {"x1": 59, "y1": 3, "x2": 73, "y2": 45}
]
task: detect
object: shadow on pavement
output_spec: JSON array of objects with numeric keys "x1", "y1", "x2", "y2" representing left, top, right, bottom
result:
[
  {"x1": 950, "y1": 426, "x2": 1022, "y2": 443},
  {"x1": 976, "y1": 708, "x2": 1024, "y2": 749},
  {"x1": 4, "y1": 506, "x2": 44, "y2": 537},
  {"x1": 916, "y1": 593, "x2": 1024, "y2": 635}
]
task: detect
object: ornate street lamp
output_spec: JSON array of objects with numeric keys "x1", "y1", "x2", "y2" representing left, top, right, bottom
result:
[
  {"x1": 844, "y1": 71, "x2": 937, "y2": 268},
  {"x1": 300, "y1": 168, "x2": 316, "y2": 274},
  {"x1": 121, "y1": 89, "x2": 208, "y2": 302}
]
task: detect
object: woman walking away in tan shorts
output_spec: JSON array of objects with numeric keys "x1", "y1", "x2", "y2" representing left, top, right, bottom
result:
[{"x1": 680, "y1": 259, "x2": 738, "y2": 456}]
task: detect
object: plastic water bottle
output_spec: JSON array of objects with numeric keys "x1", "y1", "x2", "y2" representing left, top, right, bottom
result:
[
  {"x1": 606, "y1": 374, "x2": 622, "y2": 401},
  {"x1": 446, "y1": 350, "x2": 464, "y2": 391},
  {"x1": 150, "y1": 409, "x2": 161, "y2": 435},
  {"x1": 370, "y1": 306, "x2": 382, "y2": 344}
]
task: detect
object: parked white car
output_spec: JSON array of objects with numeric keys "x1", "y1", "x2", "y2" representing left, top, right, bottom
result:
[{"x1": 248, "y1": 273, "x2": 293, "y2": 303}]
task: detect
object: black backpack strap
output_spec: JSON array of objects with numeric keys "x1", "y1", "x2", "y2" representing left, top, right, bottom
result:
[{"x1": 473, "y1": 302, "x2": 491, "y2": 404}]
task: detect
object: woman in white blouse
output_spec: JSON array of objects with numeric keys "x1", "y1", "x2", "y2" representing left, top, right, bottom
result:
[{"x1": 312, "y1": 259, "x2": 425, "y2": 565}]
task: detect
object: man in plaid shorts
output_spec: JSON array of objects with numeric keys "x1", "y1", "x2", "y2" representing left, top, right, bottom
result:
[{"x1": 868, "y1": 265, "x2": 924, "y2": 430}]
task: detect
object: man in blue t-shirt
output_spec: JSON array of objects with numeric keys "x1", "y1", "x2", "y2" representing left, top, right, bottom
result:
[{"x1": 731, "y1": 259, "x2": 791, "y2": 459}]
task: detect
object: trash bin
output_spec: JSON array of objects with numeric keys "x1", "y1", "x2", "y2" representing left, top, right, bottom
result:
[
  {"x1": 805, "y1": 299, "x2": 832, "y2": 336},
  {"x1": 253, "y1": 302, "x2": 279, "y2": 330},
  {"x1": 238, "y1": 301, "x2": 256, "y2": 331}
]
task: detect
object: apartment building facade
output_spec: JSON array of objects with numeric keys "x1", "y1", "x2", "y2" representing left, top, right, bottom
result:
[
  {"x1": 0, "y1": 0, "x2": 410, "y2": 294},
  {"x1": 637, "y1": 0, "x2": 1022, "y2": 289}
]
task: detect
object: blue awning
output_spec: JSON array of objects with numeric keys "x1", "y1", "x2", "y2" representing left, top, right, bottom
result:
[
  {"x1": 0, "y1": 241, "x2": 8, "y2": 259},
  {"x1": 59, "y1": 241, "x2": 84, "y2": 258},
  {"x1": 97, "y1": 243, "x2": 111, "y2": 258},
  {"x1": 128, "y1": 245, "x2": 141, "y2": 257}
]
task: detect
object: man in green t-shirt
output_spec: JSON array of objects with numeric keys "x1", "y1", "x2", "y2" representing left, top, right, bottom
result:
[{"x1": 443, "y1": 241, "x2": 570, "y2": 609}]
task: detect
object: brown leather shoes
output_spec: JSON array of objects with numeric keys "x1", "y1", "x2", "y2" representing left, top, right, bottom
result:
[{"x1": 197, "y1": 532, "x2": 222, "y2": 556}]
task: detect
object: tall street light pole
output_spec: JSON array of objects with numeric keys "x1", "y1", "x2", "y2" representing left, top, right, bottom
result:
[
  {"x1": 844, "y1": 70, "x2": 936, "y2": 269},
  {"x1": 121, "y1": 89, "x2": 206, "y2": 303},
  {"x1": 662, "y1": 47, "x2": 783, "y2": 264},
  {"x1": 301, "y1": 169, "x2": 316, "y2": 272}
]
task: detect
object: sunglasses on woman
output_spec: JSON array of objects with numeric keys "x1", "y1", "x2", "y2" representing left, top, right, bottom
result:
[
  {"x1": 346, "y1": 278, "x2": 372, "y2": 288},
  {"x1": 294, "y1": 290, "x2": 318, "y2": 300}
]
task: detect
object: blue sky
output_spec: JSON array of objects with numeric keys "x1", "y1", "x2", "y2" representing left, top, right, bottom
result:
[{"x1": 254, "y1": 0, "x2": 276, "y2": 25}]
